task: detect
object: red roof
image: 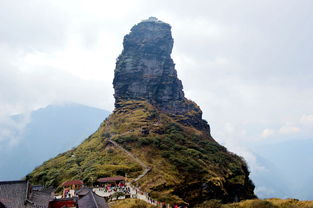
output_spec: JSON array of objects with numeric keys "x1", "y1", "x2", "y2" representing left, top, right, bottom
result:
[
  {"x1": 62, "y1": 180, "x2": 84, "y2": 186},
  {"x1": 97, "y1": 176, "x2": 125, "y2": 183}
]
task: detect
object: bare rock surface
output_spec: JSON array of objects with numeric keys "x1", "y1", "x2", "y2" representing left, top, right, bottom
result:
[{"x1": 113, "y1": 17, "x2": 209, "y2": 132}]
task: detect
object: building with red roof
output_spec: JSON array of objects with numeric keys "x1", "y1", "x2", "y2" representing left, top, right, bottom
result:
[
  {"x1": 62, "y1": 180, "x2": 84, "y2": 198},
  {"x1": 97, "y1": 176, "x2": 125, "y2": 183}
]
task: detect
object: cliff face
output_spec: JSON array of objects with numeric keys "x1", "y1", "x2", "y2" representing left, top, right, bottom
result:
[
  {"x1": 113, "y1": 17, "x2": 209, "y2": 132},
  {"x1": 28, "y1": 17, "x2": 255, "y2": 207},
  {"x1": 113, "y1": 18, "x2": 182, "y2": 109}
]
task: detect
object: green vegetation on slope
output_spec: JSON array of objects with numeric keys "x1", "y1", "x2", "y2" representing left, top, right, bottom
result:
[
  {"x1": 27, "y1": 126, "x2": 142, "y2": 192},
  {"x1": 109, "y1": 199, "x2": 157, "y2": 208},
  {"x1": 27, "y1": 100, "x2": 255, "y2": 206},
  {"x1": 106, "y1": 101, "x2": 254, "y2": 205},
  {"x1": 195, "y1": 198, "x2": 313, "y2": 208}
]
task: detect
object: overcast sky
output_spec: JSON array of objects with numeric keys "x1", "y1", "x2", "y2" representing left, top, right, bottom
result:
[{"x1": 1, "y1": 0, "x2": 313, "y2": 197}]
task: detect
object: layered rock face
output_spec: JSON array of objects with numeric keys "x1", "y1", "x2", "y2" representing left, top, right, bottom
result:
[
  {"x1": 113, "y1": 17, "x2": 182, "y2": 108},
  {"x1": 113, "y1": 17, "x2": 208, "y2": 131}
]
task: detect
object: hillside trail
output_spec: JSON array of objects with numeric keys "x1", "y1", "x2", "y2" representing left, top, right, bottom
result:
[
  {"x1": 92, "y1": 123, "x2": 157, "y2": 204},
  {"x1": 107, "y1": 139, "x2": 151, "y2": 183},
  {"x1": 102, "y1": 123, "x2": 151, "y2": 183},
  {"x1": 95, "y1": 122, "x2": 183, "y2": 207}
]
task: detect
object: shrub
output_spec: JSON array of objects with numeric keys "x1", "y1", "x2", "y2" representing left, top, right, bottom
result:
[
  {"x1": 130, "y1": 200, "x2": 149, "y2": 208},
  {"x1": 195, "y1": 200, "x2": 223, "y2": 208}
]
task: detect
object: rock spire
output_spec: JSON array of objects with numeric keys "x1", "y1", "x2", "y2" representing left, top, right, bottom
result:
[
  {"x1": 113, "y1": 17, "x2": 184, "y2": 112},
  {"x1": 113, "y1": 17, "x2": 210, "y2": 131}
]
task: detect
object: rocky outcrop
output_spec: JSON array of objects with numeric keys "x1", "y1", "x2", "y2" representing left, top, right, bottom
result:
[
  {"x1": 113, "y1": 17, "x2": 182, "y2": 106},
  {"x1": 113, "y1": 17, "x2": 209, "y2": 132}
]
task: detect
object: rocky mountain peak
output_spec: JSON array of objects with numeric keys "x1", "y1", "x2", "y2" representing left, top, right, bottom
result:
[
  {"x1": 28, "y1": 18, "x2": 256, "y2": 206},
  {"x1": 113, "y1": 17, "x2": 185, "y2": 113},
  {"x1": 123, "y1": 17, "x2": 174, "y2": 57}
]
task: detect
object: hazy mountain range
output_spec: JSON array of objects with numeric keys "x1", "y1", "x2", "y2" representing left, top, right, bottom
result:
[
  {"x1": 250, "y1": 139, "x2": 313, "y2": 200},
  {"x1": 0, "y1": 103, "x2": 109, "y2": 181}
]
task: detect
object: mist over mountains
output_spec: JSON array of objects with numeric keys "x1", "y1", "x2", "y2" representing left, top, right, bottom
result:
[
  {"x1": 0, "y1": 103, "x2": 109, "y2": 181},
  {"x1": 250, "y1": 139, "x2": 313, "y2": 200}
]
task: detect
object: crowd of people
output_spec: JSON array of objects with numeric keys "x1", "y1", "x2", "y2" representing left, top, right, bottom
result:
[
  {"x1": 97, "y1": 182, "x2": 131, "y2": 195},
  {"x1": 95, "y1": 182, "x2": 188, "y2": 207}
]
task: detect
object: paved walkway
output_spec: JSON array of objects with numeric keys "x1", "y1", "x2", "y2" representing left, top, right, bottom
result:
[{"x1": 93, "y1": 184, "x2": 157, "y2": 205}]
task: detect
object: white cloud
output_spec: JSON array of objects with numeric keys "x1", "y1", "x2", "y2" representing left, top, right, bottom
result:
[
  {"x1": 300, "y1": 114, "x2": 313, "y2": 125},
  {"x1": 261, "y1": 128, "x2": 275, "y2": 138},
  {"x1": 259, "y1": 113, "x2": 313, "y2": 141},
  {"x1": 278, "y1": 125, "x2": 300, "y2": 135},
  {"x1": 0, "y1": 114, "x2": 31, "y2": 146}
]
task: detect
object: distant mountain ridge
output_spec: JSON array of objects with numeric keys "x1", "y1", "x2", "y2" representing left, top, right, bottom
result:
[
  {"x1": 250, "y1": 139, "x2": 313, "y2": 200},
  {"x1": 0, "y1": 103, "x2": 109, "y2": 181}
]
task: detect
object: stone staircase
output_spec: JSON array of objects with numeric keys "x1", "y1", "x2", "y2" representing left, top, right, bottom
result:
[{"x1": 107, "y1": 139, "x2": 151, "y2": 183}]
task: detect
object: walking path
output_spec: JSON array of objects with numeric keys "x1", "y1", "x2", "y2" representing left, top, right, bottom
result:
[
  {"x1": 93, "y1": 185, "x2": 154, "y2": 205},
  {"x1": 107, "y1": 139, "x2": 151, "y2": 182},
  {"x1": 100, "y1": 126, "x2": 183, "y2": 207}
]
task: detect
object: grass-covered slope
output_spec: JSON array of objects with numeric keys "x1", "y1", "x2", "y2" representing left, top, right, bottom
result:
[
  {"x1": 110, "y1": 199, "x2": 157, "y2": 208},
  {"x1": 27, "y1": 126, "x2": 142, "y2": 192},
  {"x1": 196, "y1": 198, "x2": 313, "y2": 208},
  {"x1": 27, "y1": 100, "x2": 255, "y2": 206}
]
